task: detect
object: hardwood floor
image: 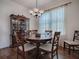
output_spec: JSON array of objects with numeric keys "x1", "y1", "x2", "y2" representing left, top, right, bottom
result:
[{"x1": 0, "y1": 47, "x2": 79, "y2": 59}]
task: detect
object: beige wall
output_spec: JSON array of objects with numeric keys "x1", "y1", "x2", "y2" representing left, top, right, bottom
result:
[
  {"x1": 0, "y1": 0, "x2": 30, "y2": 48},
  {"x1": 66, "y1": 0, "x2": 79, "y2": 41},
  {"x1": 0, "y1": 0, "x2": 39, "y2": 49},
  {"x1": 29, "y1": 16, "x2": 39, "y2": 30},
  {"x1": 61, "y1": 0, "x2": 79, "y2": 46}
]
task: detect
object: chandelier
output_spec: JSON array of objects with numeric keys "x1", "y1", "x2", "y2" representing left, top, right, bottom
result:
[{"x1": 29, "y1": 0, "x2": 44, "y2": 17}]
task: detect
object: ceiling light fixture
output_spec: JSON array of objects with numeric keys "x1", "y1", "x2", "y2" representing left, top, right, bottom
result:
[{"x1": 29, "y1": 0, "x2": 44, "y2": 17}]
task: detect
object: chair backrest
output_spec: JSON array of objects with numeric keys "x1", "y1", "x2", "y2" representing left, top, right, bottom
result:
[
  {"x1": 73, "y1": 30, "x2": 79, "y2": 41},
  {"x1": 28, "y1": 30, "x2": 38, "y2": 37},
  {"x1": 52, "y1": 32, "x2": 60, "y2": 51},
  {"x1": 35, "y1": 33, "x2": 41, "y2": 37},
  {"x1": 45, "y1": 30, "x2": 52, "y2": 38},
  {"x1": 14, "y1": 31, "x2": 25, "y2": 46}
]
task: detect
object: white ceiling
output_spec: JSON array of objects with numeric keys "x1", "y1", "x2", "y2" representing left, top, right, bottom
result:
[{"x1": 12, "y1": 0, "x2": 57, "y2": 9}]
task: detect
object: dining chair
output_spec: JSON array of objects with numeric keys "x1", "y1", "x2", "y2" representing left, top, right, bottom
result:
[
  {"x1": 27, "y1": 30, "x2": 38, "y2": 44},
  {"x1": 45, "y1": 30, "x2": 52, "y2": 43},
  {"x1": 63, "y1": 30, "x2": 79, "y2": 54},
  {"x1": 35, "y1": 33, "x2": 41, "y2": 37},
  {"x1": 28, "y1": 30, "x2": 38, "y2": 36},
  {"x1": 40, "y1": 32, "x2": 60, "y2": 59},
  {"x1": 14, "y1": 31, "x2": 36, "y2": 59}
]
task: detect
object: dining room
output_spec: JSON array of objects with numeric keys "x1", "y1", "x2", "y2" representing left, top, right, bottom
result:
[{"x1": 0, "y1": 0, "x2": 79, "y2": 59}]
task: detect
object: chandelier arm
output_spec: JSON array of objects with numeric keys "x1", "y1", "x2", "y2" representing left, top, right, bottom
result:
[{"x1": 30, "y1": 0, "x2": 44, "y2": 17}]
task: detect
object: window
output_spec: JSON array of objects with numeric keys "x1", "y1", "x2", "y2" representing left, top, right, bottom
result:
[{"x1": 39, "y1": 6, "x2": 65, "y2": 35}]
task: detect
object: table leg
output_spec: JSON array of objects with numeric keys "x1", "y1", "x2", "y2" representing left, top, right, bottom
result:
[{"x1": 36, "y1": 43, "x2": 40, "y2": 59}]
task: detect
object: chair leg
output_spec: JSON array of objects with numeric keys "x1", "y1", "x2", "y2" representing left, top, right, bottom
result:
[
  {"x1": 16, "y1": 48, "x2": 19, "y2": 59},
  {"x1": 51, "y1": 54, "x2": 53, "y2": 59},
  {"x1": 73, "y1": 46, "x2": 75, "y2": 52},
  {"x1": 64, "y1": 42, "x2": 66, "y2": 50},
  {"x1": 68, "y1": 45, "x2": 71, "y2": 55},
  {"x1": 17, "y1": 51, "x2": 18, "y2": 59},
  {"x1": 56, "y1": 51, "x2": 58, "y2": 59},
  {"x1": 23, "y1": 52, "x2": 26, "y2": 59}
]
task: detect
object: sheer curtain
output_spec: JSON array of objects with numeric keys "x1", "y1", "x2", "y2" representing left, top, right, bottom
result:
[{"x1": 39, "y1": 6, "x2": 65, "y2": 35}]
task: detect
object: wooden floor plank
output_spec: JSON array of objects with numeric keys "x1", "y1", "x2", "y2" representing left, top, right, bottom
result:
[{"x1": 0, "y1": 47, "x2": 79, "y2": 59}]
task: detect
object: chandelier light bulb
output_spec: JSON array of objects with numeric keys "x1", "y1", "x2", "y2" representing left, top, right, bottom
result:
[
  {"x1": 39, "y1": 10, "x2": 44, "y2": 13},
  {"x1": 30, "y1": 10, "x2": 33, "y2": 14},
  {"x1": 34, "y1": 8, "x2": 39, "y2": 12},
  {"x1": 29, "y1": 0, "x2": 44, "y2": 17},
  {"x1": 38, "y1": 13, "x2": 41, "y2": 16},
  {"x1": 33, "y1": 13, "x2": 36, "y2": 16}
]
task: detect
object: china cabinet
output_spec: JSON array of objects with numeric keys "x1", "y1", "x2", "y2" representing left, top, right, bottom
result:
[{"x1": 10, "y1": 14, "x2": 29, "y2": 47}]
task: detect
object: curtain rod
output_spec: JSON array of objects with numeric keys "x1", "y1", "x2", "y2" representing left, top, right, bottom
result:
[{"x1": 45, "y1": 2, "x2": 72, "y2": 12}]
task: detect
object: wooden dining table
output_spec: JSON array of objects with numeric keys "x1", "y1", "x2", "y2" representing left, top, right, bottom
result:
[{"x1": 26, "y1": 35, "x2": 52, "y2": 59}]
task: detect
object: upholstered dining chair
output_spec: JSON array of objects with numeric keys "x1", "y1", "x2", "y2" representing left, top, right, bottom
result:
[
  {"x1": 63, "y1": 30, "x2": 79, "y2": 54},
  {"x1": 45, "y1": 30, "x2": 52, "y2": 43},
  {"x1": 40, "y1": 32, "x2": 60, "y2": 59},
  {"x1": 45, "y1": 30, "x2": 52, "y2": 36},
  {"x1": 28, "y1": 30, "x2": 38, "y2": 37},
  {"x1": 14, "y1": 31, "x2": 36, "y2": 59}
]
